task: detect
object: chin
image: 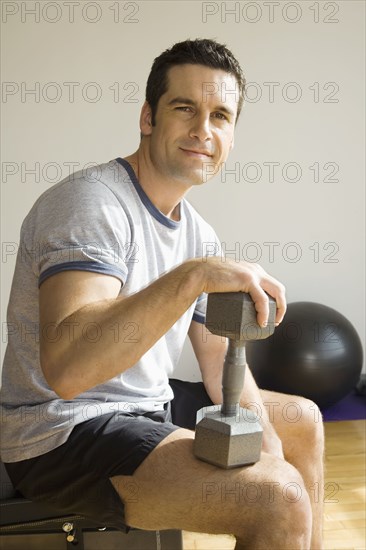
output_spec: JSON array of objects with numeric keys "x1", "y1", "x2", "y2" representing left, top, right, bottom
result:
[{"x1": 180, "y1": 171, "x2": 208, "y2": 187}]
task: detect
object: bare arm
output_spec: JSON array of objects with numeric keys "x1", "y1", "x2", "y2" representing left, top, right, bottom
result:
[
  {"x1": 40, "y1": 260, "x2": 203, "y2": 399},
  {"x1": 40, "y1": 257, "x2": 285, "y2": 400}
]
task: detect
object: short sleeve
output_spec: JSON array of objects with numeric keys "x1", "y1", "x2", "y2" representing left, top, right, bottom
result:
[{"x1": 22, "y1": 177, "x2": 131, "y2": 287}]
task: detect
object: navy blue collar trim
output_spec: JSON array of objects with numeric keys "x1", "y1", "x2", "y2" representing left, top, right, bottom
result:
[{"x1": 115, "y1": 157, "x2": 180, "y2": 230}]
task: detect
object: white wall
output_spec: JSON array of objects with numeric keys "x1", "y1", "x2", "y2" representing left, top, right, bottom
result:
[{"x1": 1, "y1": 1, "x2": 365, "y2": 378}]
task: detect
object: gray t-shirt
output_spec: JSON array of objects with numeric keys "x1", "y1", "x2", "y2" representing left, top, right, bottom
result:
[{"x1": 0, "y1": 158, "x2": 220, "y2": 462}]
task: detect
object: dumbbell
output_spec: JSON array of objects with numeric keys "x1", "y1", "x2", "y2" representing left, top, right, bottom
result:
[{"x1": 193, "y1": 292, "x2": 276, "y2": 469}]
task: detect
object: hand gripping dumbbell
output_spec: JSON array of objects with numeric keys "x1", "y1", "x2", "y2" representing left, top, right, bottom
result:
[{"x1": 193, "y1": 292, "x2": 276, "y2": 469}]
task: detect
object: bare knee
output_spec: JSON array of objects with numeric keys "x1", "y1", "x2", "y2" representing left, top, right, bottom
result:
[
  {"x1": 236, "y1": 459, "x2": 312, "y2": 548},
  {"x1": 273, "y1": 479, "x2": 312, "y2": 549},
  {"x1": 295, "y1": 397, "x2": 324, "y2": 454}
]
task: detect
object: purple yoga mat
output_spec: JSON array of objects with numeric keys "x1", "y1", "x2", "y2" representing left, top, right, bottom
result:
[{"x1": 321, "y1": 390, "x2": 366, "y2": 422}]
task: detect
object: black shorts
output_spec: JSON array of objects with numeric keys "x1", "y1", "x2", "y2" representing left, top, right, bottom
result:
[{"x1": 4, "y1": 379, "x2": 213, "y2": 532}]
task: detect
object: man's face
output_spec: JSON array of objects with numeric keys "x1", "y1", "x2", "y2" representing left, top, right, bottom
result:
[{"x1": 142, "y1": 64, "x2": 239, "y2": 187}]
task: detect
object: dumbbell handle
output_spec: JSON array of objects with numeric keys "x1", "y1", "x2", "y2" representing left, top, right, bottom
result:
[{"x1": 221, "y1": 340, "x2": 246, "y2": 416}]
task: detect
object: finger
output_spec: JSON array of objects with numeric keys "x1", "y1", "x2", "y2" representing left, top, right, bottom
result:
[
  {"x1": 247, "y1": 283, "x2": 270, "y2": 328},
  {"x1": 261, "y1": 278, "x2": 287, "y2": 326},
  {"x1": 274, "y1": 285, "x2": 287, "y2": 325}
]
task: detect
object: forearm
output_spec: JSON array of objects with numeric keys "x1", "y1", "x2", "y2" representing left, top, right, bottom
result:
[
  {"x1": 239, "y1": 368, "x2": 277, "y2": 433},
  {"x1": 44, "y1": 255, "x2": 286, "y2": 400},
  {"x1": 240, "y1": 368, "x2": 284, "y2": 458},
  {"x1": 42, "y1": 259, "x2": 205, "y2": 399}
]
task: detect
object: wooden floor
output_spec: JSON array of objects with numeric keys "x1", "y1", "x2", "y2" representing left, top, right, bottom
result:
[{"x1": 183, "y1": 420, "x2": 366, "y2": 550}]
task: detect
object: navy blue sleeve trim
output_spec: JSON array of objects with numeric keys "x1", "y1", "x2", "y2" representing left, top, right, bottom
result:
[
  {"x1": 192, "y1": 312, "x2": 205, "y2": 324},
  {"x1": 39, "y1": 261, "x2": 127, "y2": 287}
]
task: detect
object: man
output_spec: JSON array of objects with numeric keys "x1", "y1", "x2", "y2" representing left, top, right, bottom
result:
[{"x1": 1, "y1": 39, "x2": 324, "y2": 549}]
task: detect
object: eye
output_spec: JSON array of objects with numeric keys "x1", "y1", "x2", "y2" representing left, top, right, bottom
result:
[
  {"x1": 212, "y1": 112, "x2": 228, "y2": 121},
  {"x1": 175, "y1": 106, "x2": 193, "y2": 112}
]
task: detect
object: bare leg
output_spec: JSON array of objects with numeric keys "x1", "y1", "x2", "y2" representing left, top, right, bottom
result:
[
  {"x1": 111, "y1": 428, "x2": 312, "y2": 549},
  {"x1": 259, "y1": 390, "x2": 325, "y2": 550}
]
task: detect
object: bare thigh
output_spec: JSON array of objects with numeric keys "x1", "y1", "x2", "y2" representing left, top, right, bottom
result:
[{"x1": 110, "y1": 427, "x2": 309, "y2": 535}]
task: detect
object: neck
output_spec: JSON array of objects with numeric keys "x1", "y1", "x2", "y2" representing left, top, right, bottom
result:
[{"x1": 123, "y1": 143, "x2": 191, "y2": 221}]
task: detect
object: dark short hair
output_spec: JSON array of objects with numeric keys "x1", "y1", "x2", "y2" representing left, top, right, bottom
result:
[{"x1": 145, "y1": 38, "x2": 246, "y2": 125}]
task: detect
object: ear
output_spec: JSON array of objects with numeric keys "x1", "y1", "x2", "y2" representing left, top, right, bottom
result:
[{"x1": 140, "y1": 101, "x2": 153, "y2": 136}]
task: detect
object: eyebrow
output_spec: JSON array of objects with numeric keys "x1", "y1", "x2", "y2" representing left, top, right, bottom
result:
[{"x1": 167, "y1": 97, "x2": 235, "y2": 119}]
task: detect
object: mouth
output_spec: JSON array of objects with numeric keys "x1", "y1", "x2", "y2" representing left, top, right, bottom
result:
[{"x1": 180, "y1": 148, "x2": 213, "y2": 159}]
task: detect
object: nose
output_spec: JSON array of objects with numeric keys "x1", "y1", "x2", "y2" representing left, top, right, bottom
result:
[{"x1": 188, "y1": 114, "x2": 213, "y2": 142}]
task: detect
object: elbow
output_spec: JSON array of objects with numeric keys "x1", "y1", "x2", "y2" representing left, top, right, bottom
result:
[
  {"x1": 40, "y1": 352, "x2": 78, "y2": 400},
  {"x1": 53, "y1": 384, "x2": 78, "y2": 401}
]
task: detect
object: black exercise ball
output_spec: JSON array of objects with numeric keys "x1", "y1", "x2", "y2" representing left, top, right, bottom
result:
[{"x1": 246, "y1": 301, "x2": 364, "y2": 409}]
